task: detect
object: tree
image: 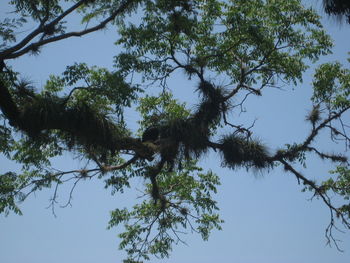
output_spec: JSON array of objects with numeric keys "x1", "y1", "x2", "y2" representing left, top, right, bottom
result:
[
  {"x1": 323, "y1": 0, "x2": 350, "y2": 23},
  {"x1": 0, "y1": 0, "x2": 349, "y2": 262}
]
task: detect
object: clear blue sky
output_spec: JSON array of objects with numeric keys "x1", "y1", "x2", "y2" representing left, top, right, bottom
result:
[{"x1": 1, "y1": 1, "x2": 350, "y2": 263}]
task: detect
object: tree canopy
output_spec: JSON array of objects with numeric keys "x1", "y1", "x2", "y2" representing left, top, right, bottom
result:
[{"x1": 0, "y1": 0, "x2": 350, "y2": 262}]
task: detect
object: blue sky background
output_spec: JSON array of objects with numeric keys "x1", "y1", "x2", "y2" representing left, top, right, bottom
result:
[{"x1": 1, "y1": 1, "x2": 350, "y2": 263}]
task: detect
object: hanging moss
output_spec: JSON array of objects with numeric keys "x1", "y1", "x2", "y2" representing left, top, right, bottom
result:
[
  {"x1": 19, "y1": 96, "x2": 63, "y2": 136},
  {"x1": 18, "y1": 95, "x2": 126, "y2": 154},
  {"x1": 152, "y1": 81, "x2": 228, "y2": 163},
  {"x1": 197, "y1": 81, "x2": 223, "y2": 102},
  {"x1": 160, "y1": 118, "x2": 209, "y2": 159},
  {"x1": 194, "y1": 81, "x2": 227, "y2": 126},
  {"x1": 220, "y1": 134, "x2": 272, "y2": 170},
  {"x1": 138, "y1": 81, "x2": 230, "y2": 167},
  {"x1": 193, "y1": 99, "x2": 222, "y2": 127},
  {"x1": 324, "y1": 0, "x2": 350, "y2": 22}
]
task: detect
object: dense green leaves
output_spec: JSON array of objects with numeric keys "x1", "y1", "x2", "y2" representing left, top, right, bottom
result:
[
  {"x1": 45, "y1": 63, "x2": 142, "y2": 116},
  {"x1": 0, "y1": 17, "x2": 26, "y2": 48},
  {"x1": 0, "y1": 172, "x2": 23, "y2": 215},
  {"x1": 116, "y1": 0, "x2": 332, "y2": 88},
  {"x1": 313, "y1": 60, "x2": 350, "y2": 109},
  {"x1": 326, "y1": 166, "x2": 350, "y2": 201}
]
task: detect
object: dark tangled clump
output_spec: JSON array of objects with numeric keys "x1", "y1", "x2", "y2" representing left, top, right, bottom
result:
[
  {"x1": 220, "y1": 134, "x2": 272, "y2": 170},
  {"x1": 155, "y1": 81, "x2": 227, "y2": 163},
  {"x1": 323, "y1": 0, "x2": 350, "y2": 22},
  {"x1": 19, "y1": 95, "x2": 125, "y2": 154}
]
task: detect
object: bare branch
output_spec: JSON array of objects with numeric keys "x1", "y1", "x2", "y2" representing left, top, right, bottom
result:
[{"x1": 279, "y1": 159, "x2": 350, "y2": 250}]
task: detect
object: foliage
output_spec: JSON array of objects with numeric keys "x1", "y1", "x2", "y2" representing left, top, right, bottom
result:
[
  {"x1": 108, "y1": 161, "x2": 222, "y2": 262},
  {"x1": 312, "y1": 60, "x2": 350, "y2": 109},
  {"x1": 0, "y1": 0, "x2": 350, "y2": 261}
]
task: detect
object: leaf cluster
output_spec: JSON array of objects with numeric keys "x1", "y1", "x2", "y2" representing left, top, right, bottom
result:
[{"x1": 108, "y1": 160, "x2": 222, "y2": 262}]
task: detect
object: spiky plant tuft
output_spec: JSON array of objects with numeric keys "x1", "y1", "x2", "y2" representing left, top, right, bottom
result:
[
  {"x1": 220, "y1": 134, "x2": 271, "y2": 170},
  {"x1": 197, "y1": 81, "x2": 224, "y2": 104},
  {"x1": 306, "y1": 105, "x2": 321, "y2": 125},
  {"x1": 194, "y1": 81, "x2": 227, "y2": 126}
]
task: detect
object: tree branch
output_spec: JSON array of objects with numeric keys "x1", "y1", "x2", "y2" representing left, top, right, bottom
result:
[
  {"x1": 0, "y1": 77, "x2": 21, "y2": 125},
  {"x1": 2, "y1": 0, "x2": 135, "y2": 60},
  {"x1": 273, "y1": 106, "x2": 350, "y2": 161},
  {"x1": 0, "y1": 0, "x2": 87, "y2": 59},
  {"x1": 278, "y1": 158, "x2": 350, "y2": 250}
]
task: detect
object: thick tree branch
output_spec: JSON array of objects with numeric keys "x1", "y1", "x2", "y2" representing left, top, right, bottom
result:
[{"x1": 0, "y1": 77, "x2": 21, "y2": 125}]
